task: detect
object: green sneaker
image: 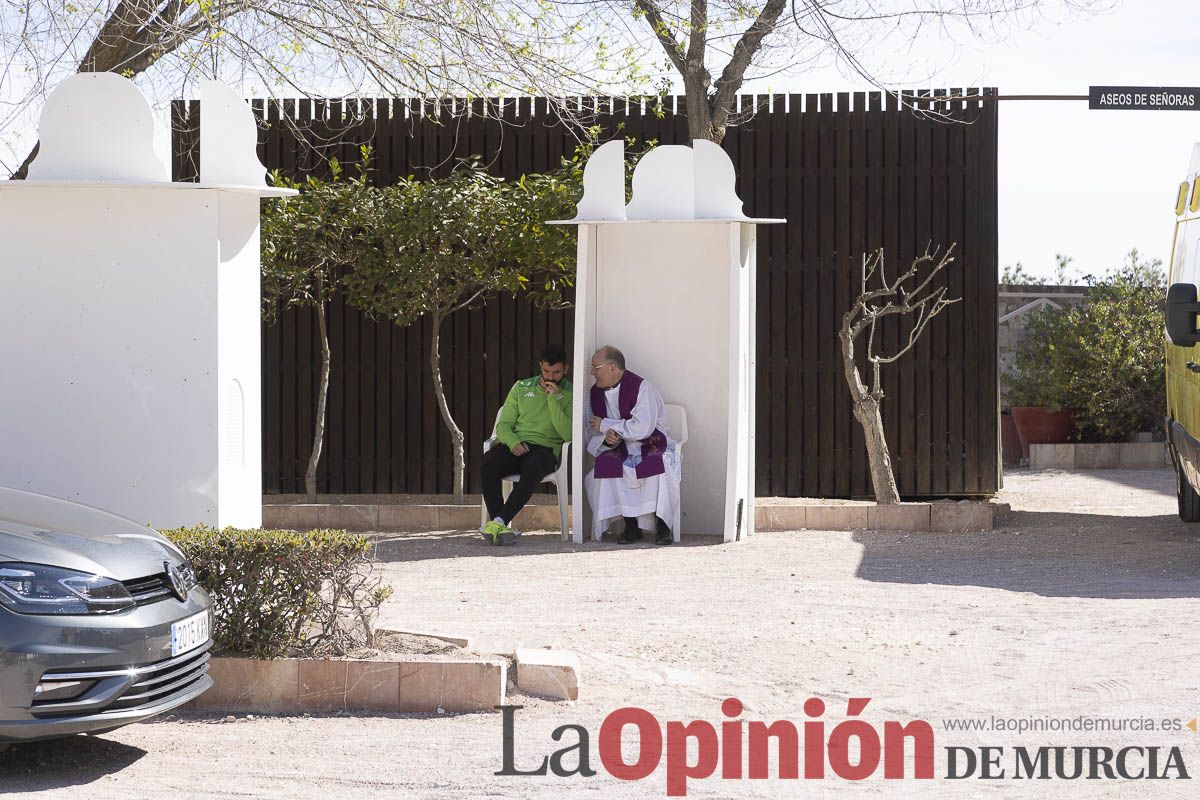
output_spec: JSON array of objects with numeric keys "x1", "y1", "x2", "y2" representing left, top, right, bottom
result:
[
  {"x1": 496, "y1": 524, "x2": 519, "y2": 546},
  {"x1": 480, "y1": 519, "x2": 505, "y2": 545}
]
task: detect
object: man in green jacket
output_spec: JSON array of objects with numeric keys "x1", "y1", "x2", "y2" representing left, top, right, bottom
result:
[{"x1": 480, "y1": 344, "x2": 573, "y2": 545}]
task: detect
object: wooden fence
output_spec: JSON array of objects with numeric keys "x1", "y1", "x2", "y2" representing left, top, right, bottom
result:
[{"x1": 172, "y1": 91, "x2": 999, "y2": 498}]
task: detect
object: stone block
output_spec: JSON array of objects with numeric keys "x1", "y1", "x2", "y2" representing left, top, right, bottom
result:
[
  {"x1": 192, "y1": 657, "x2": 298, "y2": 713},
  {"x1": 297, "y1": 660, "x2": 349, "y2": 712},
  {"x1": 378, "y1": 628, "x2": 475, "y2": 649},
  {"x1": 397, "y1": 660, "x2": 507, "y2": 713},
  {"x1": 1030, "y1": 443, "x2": 1074, "y2": 470},
  {"x1": 377, "y1": 504, "x2": 440, "y2": 531},
  {"x1": 806, "y1": 505, "x2": 869, "y2": 531},
  {"x1": 345, "y1": 662, "x2": 401, "y2": 712},
  {"x1": 437, "y1": 506, "x2": 483, "y2": 531},
  {"x1": 262, "y1": 504, "x2": 321, "y2": 531},
  {"x1": 755, "y1": 506, "x2": 807, "y2": 531},
  {"x1": 1075, "y1": 444, "x2": 1119, "y2": 469},
  {"x1": 318, "y1": 504, "x2": 378, "y2": 531},
  {"x1": 513, "y1": 504, "x2": 568, "y2": 531},
  {"x1": 515, "y1": 649, "x2": 580, "y2": 701},
  {"x1": 867, "y1": 504, "x2": 931, "y2": 532},
  {"x1": 930, "y1": 503, "x2": 994, "y2": 532},
  {"x1": 1118, "y1": 443, "x2": 1169, "y2": 469}
]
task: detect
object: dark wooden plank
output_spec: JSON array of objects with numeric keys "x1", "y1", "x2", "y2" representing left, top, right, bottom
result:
[
  {"x1": 405, "y1": 311, "x2": 422, "y2": 494},
  {"x1": 944, "y1": 88, "x2": 966, "y2": 495},
  {"x1": 929, "y1": 89, "x2": 949, "y2": 495},
  {"x1": 833, "y1": 91, "x2": 852, "y2": 497},
  {"x1": 894, "y1": 91, "x2": 915, "y2": 496},
  {"x1": 868, "y1": 92, "x2": 894, "y2": 500},
  {"x1": 961, "y1": 88, "x2": 982, "y2": 494},
  {"x1": 263, "y1": 309, "x2": 281, "y2": 495},
  {"x1": 766, "y1": 95, "x2": 787, "y2": 495},
  {"x1": 801, "y1": 93, "x2": 821, "y2": 496},
  {"x1": 782, "y1": 95, "x2": 803, "y2": 497},
  {"x1": 817, "y1": 92, "x2": 836, "y2": 497},
  {"x1": 358, "y1": 305, "x2": 376, "y2": 493},
  {"x1": 326, "y1": 293, "x2": 345, "y2": 494},
  {"x1": 421, "y1": 317, "x2": 438, "y2": 493},
  {"x1": 912, "y1": 90, "x2": 933, "y2": 495},
  {"x1": 980, "y1": 88, "x2": 1000, "y2": 493},
  {"x1": 848, "y1": 90, "x2": 869, "y2": 497}
]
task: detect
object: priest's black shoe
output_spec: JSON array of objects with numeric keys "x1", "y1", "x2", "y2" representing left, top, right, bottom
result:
[
  {"x1": 655, "y1": 517, "x2": 674, "y2": 546},
  {"x1": 618, "y1": 518, "x2": 644, "y2": 544}
]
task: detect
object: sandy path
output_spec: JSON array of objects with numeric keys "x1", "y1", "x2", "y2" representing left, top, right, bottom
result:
[{"x1": 4, "y1": 468, "x2": 1199, "y2": 799}]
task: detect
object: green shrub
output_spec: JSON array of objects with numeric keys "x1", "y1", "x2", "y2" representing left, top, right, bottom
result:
[
  {"x1": 1008, "y1": 250, "x2": 1166, "y2": 441},
  {"x1": 162, "y1": 526, "x2": 393, "y2": 659}
]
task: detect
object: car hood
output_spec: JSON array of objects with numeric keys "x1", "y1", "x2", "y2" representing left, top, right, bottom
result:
[{"x1": 0, "y1": 487, "x2": 184, "y2": 581}]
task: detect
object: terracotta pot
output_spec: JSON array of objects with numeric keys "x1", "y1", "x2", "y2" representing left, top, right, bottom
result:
[{"x1": 1009, "y1": 406, "x2": 1075, "y2": 461}]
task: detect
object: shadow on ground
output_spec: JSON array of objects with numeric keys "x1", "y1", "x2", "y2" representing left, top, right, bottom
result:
[
  {"x1": 0, "y1": 735, "x2": 146, "y2": 789},
  {"x1": 371, "y1": 530, "x2": 722, "y2": 563},
  {"x1": 854, "y1": 509, "x2": 1200, "y2": 599}
]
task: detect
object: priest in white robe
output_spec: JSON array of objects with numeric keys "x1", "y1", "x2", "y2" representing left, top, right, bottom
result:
[{"x1": 583, "y1": 345, "x2": 682, "y2": 545}]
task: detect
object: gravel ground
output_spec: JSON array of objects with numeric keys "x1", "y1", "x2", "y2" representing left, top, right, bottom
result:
[{"x1": 4, "y1": 468, "x2": 1200, "y2": 799}]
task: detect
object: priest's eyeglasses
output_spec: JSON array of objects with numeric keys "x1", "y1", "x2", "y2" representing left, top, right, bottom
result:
[{"x1": 589, "y1": 361, "x2": 613, "y2": 373}]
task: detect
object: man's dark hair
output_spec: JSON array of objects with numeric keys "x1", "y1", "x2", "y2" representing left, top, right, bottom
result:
[{"x1": 540, "y1": 343, "x2": 568, "y2": 366}]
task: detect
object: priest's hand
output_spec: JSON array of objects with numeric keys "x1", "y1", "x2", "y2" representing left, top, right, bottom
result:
[
  {"x1": 588, "y1": 416, "x2": 603, "y2": 431},
  {"x1": 512, "y1": 442, "x2": 530, "y2": 456},
  {"x1": 604, "y1": 430, "x2": 621, "y2": 446}
]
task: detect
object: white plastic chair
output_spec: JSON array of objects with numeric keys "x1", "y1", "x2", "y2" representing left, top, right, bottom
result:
[
  {"x1": 481, "y1": 408, "x2": 571, "y2": 541},
  {"x1": 662, "y1": 404, "x2": 689, "y2": 543}
]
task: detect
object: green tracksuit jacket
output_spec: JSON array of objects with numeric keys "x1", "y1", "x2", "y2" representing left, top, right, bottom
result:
[{"x1": 495, "y1": 376, "x2": 573, "y2": 460}]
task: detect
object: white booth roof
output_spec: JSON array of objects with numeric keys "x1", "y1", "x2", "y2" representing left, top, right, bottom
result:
[
  {"x1": 549, "y1": 140, "x2": 783, "y2": 225},
  {"x1": 0, "y1": 73, "x2": 295, "y2": 198}
]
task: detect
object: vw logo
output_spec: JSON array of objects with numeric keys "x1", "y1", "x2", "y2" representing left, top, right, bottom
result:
[{"x1": 166, "y1": 561, "x2": 188, "y2": 602}]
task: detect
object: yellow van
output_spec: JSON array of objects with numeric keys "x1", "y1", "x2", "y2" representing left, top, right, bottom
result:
[{"x1": 1166, "y1": 144, "x2": 1200, "y2": 520}]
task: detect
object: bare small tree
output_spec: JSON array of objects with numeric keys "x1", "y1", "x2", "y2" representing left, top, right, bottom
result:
[{"x1": 839, "y1": 243, "x2": 959, "y2": 505}]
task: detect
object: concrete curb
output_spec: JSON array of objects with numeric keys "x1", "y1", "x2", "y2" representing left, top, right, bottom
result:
[
  {"x1": 758, "y1": 501, "x2": 993, "y2": 532},
  {"x1": 1029, "y1": 442, "x2": 1169, "y2": 470},
  {"x1": 263, "y1": 500, "x2": 994, "y2": 533},
  {"x1": 514, "y1": 649, "x2": 580, "y2": 701},
  {"x1": 186, "y1": 656, "x2": 506, "y2": 714}
]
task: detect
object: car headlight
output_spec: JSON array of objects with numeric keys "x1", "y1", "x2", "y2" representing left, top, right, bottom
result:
[{"x1": 0, "y1": 562, "x2": 134, "y2": 615}]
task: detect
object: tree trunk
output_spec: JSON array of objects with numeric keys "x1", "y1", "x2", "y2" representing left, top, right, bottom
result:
[
  {"x1": 682, "y1": 75, "x2": 719, "y2": 143},
  {"x1": 429, "y1": 309, "x2": 466, "y2": 502},
  {"x1": 305, "y1": 274, "x2": 331, "y2": 502},
  {"x1": 839, "y1": 328, "x2": 901, "y2": 505},
  {"x1": 11, "y1": 142, "x2": 39, "y2": 180},
  {"x1": 851, "y1": 395, "x2": 901, "y2": 506}
]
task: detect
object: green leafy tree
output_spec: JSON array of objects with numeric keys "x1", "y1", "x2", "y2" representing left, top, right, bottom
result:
[
  {"x1": 1008, "y1": 250, "x2": 1166, "y2": 441},
  {"x1": 342, "y1": 160, "x2": 581, "y2": 500},
  {"x1": 261, "y1": 151, "x2": 377, "y2": 500}
]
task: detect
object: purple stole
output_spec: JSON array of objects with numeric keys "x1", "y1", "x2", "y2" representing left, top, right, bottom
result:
[{"x1": 590, "y1": 371, "x2": 668, "y2": 479}]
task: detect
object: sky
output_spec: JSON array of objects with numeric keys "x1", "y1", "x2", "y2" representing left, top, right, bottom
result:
[{"x1": 741, "y1": 0, "x2": 1200, "y2": 282}]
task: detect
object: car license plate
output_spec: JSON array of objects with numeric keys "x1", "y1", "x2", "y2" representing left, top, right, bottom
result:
[{"x1": 171, "y1": 610, "x2": 210, "y2": 657}]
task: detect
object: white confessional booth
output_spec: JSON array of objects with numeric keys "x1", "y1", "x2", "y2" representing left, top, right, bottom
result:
[
  {"x1": 0, "y1": 74, "x2": 293, "y2": 528},
  {"x1": 553, "y1": 141, "x2": 783, "y2": 543}
]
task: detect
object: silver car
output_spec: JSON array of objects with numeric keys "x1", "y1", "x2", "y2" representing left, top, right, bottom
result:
[{"x1": 0, "y1": 487, "x2": 212, "y2": 743}]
